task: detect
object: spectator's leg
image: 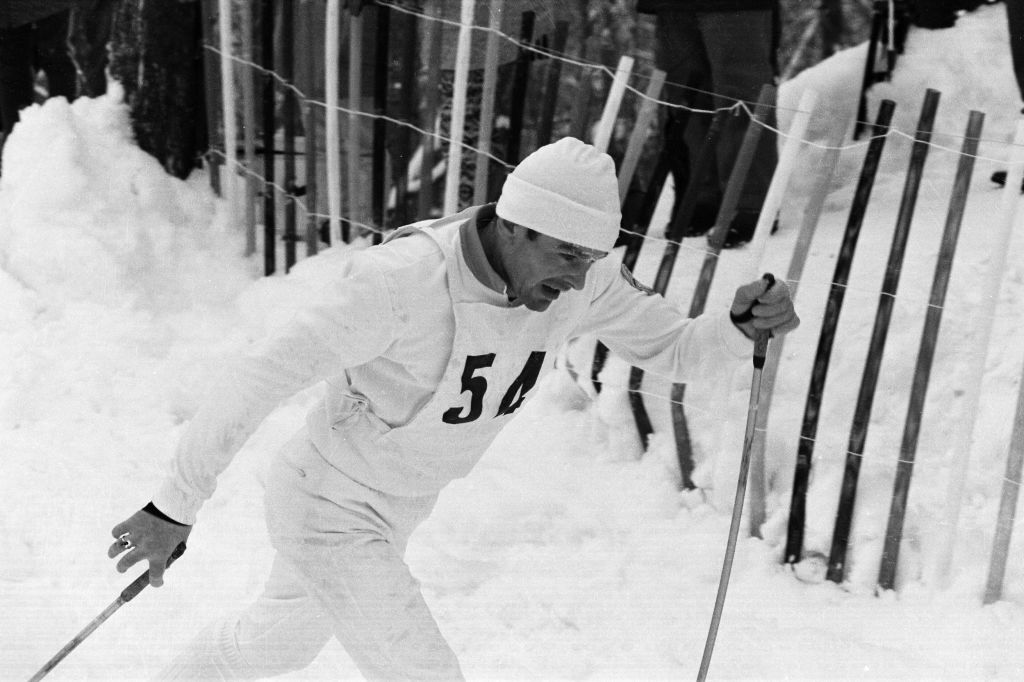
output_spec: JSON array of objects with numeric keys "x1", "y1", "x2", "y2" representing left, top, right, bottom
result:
[
  {"x1": 653, "y1": 9, "x2": 720, "y2": 224},
  {"x1": 1006, "y1": 0, "x2": 1024, "y2": 105},
  {"x1": 32, "y1": 10, "x2": 78, "y2": 101},
  {"x1": 699, "y1": 8, "x2": 778, "y2": 216}
]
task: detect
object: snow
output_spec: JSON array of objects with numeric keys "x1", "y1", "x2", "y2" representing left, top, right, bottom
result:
[{"x1": 3, "y1": 5, "x2": 1024, "y2": 680}]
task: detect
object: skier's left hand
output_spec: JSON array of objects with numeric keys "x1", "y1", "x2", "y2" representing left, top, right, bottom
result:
[
  {"x1": 730, "y1": 276, "x2": 799, "y2": 340},
  {"x1": 108, "y1": 509, "x2": 191, "y2": 587}
]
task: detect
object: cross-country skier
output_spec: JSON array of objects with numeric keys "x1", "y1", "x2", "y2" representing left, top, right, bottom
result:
[{"x1": 107, "y1": 136, "x2": 799, "y2": 680}]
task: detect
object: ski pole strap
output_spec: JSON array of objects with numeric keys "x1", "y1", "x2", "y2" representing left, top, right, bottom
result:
[{"x1": 121, "y1": 542, "x2": 187, "y2": 602}]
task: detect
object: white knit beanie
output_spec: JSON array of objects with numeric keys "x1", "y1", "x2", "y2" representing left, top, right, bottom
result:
[{"x1": 495, "y1": 137, "x2": 621, "y2": 253}]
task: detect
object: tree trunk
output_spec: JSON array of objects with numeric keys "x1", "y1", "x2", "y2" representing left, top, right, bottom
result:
[{"x1": 108, "y1": 0, "x2": 205, "y2": 179}]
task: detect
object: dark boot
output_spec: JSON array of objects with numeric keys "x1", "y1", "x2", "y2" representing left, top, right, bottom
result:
[
  {"x1": 990, "y1": 170, "x2": 1024, "y2": 193},
  {"x1": 722, "y1": 209, "x2": 779, "y2": 249}
]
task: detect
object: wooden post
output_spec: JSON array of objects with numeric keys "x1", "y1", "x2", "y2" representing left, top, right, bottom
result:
[
  {"x1": 473, "y1": 0, "x2": 503, "y2": 206},
  {"x1": 302, "y1": 0, "x2": 319, "y2": 256},
  {"x1": 419, "y1": 2, "x2": 445, "y2": 218},
  {"x1": 372, "y1": 3, "x2": 390, "y2": 240},
  {"x1": 617, "y1": 69, "x2": 666, "y2": 203},
  {"x1": 666, "y1": 86, "x2": 775, "y2": 491},
  {"x1": 747, "y1": 121, "x2": 848, "y2": 538},
  {"x1": 200, "y1": 0, "x2": 222, "y2": 194},
  {"x1": 854, "y1": 4, "x2": 884, "y2": 140},
  {"x1": 535, "y1": 21, "x2": 569, "y2": 147},
  {"x1": 217, "y1": 0, "x2": 238, "y2": 232},
  {"x1": 826, "y1": 89, "x2": 940, "y2": 585},
  {"x1": 325, "y1": 0, "x2": 342, "y2": 245},
  {"x1": 933, "y1": 120, "x2": 1024, "y2": 588},
  {"x1": 984, "y1": 365, "x2": 1024, "y2": 604},
  {"x1": 389, "y1": 8, "x2": 418, "y2": 227},
  {"x1": 506, "y1": 11, "x2": 535, "y2": 164},
  {"x1": 260, "y1": 0, "x2": 276, "y2": 275},
  {"x1": 240, "y1": 0, "x2": 258, "y2": 256},
  {"x1": 443, "y1": 0, "x2": 475, "y2": 216},
  {"x1": 592, "y1": 55, "x2": 635, "y2": 152},
  {"x1": 346, "y1": 10, "x2": 363, "y2": 242},
  {"x1": 630, "y1": 110, "x2": 730, "y2": 450},
  {"x1": 745, "y1": 88, "x2": 818, "y2": 269},
  {"x1": 281, "y1": 0, "x2": 298, "y2": 270},
  {"x1": 785, "y1": 100, "x2": 896, "y2": 565},
  {"x1": 878, "y1": 110, "x2": 983, "y2": 593}
]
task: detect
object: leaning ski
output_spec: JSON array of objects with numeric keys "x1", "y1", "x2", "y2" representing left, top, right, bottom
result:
[
  {"x1": 827, "y1": 90, "x2": 938, "y2": 583},
  {"x1": 784, "y1": 99, "x2": 896, "y2": 565}
]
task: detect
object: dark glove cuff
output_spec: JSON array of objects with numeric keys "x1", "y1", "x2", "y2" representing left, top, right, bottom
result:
[{"x1": 142, "y1": 501, "x2": 190, "y2": 527}]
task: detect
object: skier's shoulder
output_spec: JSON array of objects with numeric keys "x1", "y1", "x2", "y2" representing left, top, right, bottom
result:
[{"x1": 365, "y1": 222, "x2": 446, "y2": 276}]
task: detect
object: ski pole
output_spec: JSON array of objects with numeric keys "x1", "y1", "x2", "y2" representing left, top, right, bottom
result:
[
  {"x1": 28, "y1": 542, "x2": 187, "y2": 682},
  {"x1": 697, "y1": 274, "x2": 774, "y2": 682}
]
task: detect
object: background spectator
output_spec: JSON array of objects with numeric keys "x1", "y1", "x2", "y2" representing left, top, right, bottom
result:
[
  {"x1": 0, "y1": 1, "x2": 80, "y2": 153},
  {"x1": 637, "y1": 0, "x2": 779, "y2": 248}
]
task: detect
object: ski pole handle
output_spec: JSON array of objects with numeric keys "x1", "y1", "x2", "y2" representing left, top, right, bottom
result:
[
  {"x1": 121, "y1": 541, "x2": 187, "y2": 602},
  {"x1": 730, "y1": 273, "x2": 776, "y2": 367}
]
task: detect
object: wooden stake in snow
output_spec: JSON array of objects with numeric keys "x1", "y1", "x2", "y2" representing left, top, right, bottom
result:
[
  {"x1": 671, "y1": 88, "x2": 816, "y2": 490},
  {"x1": 933, "y1": 119, "x2": 1024, "y2": 589},
  {"x1": 631, "y1": 109, "x2": 731, "y2": 451},
  {"x1": 592, "y1": 55, "x2": 634, "y2": 153},
  {"x1": 536, "y1": 21, "x2": 570, "y2": 148},
  {"x1": 443, "y1": 0, "x2": 476, "y2": 216},
  {"x1": 347, "y1": 9, "x2": 363, "y2": 242},
  {"x1": 747, "y1": 121, "x2": 848, "y2": 537},
  {"x1": 827, "y1": 88, "x2": 940, "y2": 585},
  {"x1": 240, "y1": 0, "x2": 258, "y2": 256},
  {"x1": 617, "y1": 69, "x2": 666, "y2": 203},
  {"x1": 301, "y1": 1, "x2": 320, "y2": 256},
  {"x1": 325, "y1": 0, "x2": 342, "y2": 242},
  {"x1": 260, "y1": 0, "x2": 276, "y2": 275},
  {"x1": 472, "y1": 0, "x2": 503, "y2": 206},
  {"x1": 877, "y1": 109, "x2": 983, "y2": 593},
  {"x1": 985, "y1": 356, "x2": 1024, "y2": 604},
  {"x1": 506, "y1": 10, "x2": 535, "y2": 164},
  {"x1": 371, "y1": 5, "x2": 389, "y2": 240},
  {"x1": 218, "y1": 0, "x2": 238, "y2": 233},
  {"x1": 200, "y1": 0, "x2": 222, "y2": 195},
  {"x1": 667, "y1": 84, "x2": 776, "y2": 491},
  {"x1": 281, "y1": 1, "x2": 298, "y2": 270},
  {"x1": 785, "y1": 99, "x2": 896, "y2": 566},
  {"x1": 746, "y1": 88, "x2": 819, "y2": 269}
]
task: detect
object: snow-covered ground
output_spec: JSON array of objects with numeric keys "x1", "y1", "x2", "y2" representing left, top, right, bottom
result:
[{"x1": 3, "y1": 4, "x2": 1024, "y2": 679}]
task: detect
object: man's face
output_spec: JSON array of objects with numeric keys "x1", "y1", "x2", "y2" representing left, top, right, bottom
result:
[{"x1": 501, "y1": 223, "x2": 608, "y2": 312}]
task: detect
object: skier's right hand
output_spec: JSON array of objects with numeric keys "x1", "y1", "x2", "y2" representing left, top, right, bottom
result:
[{"x1": 109, "y1": 508, "x2": 192, "y2": 587}]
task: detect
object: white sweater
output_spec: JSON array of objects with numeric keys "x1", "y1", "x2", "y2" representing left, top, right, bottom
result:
[{"x1": 154, "y1": 207, "x2": 751, "y2": 524}]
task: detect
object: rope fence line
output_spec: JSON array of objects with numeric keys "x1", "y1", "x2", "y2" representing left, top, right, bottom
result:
[
  {"x1": 371, "y1": 0, "x2": 1024, "y2": 159},
  {"x1": 207, "y1": 34, "x2": 1024, "y2": 164},
  {"x1": 208, "y1": 136, "x2": 1014, "y2": 333},
  {"x1": 613, "y1": 387, "x2": 1022, "y2": 496},
  {"x1": 203, "y1": 45, "x2": 517, "y2": 171},
  {"x1": 205, "y1": 4, "x2": 1024, "y2": 175}
]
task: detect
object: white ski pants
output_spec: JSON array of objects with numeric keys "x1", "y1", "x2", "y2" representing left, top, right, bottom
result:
[{"x1": 157, "y1": 430, "x2": 464, "y2": 681}]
